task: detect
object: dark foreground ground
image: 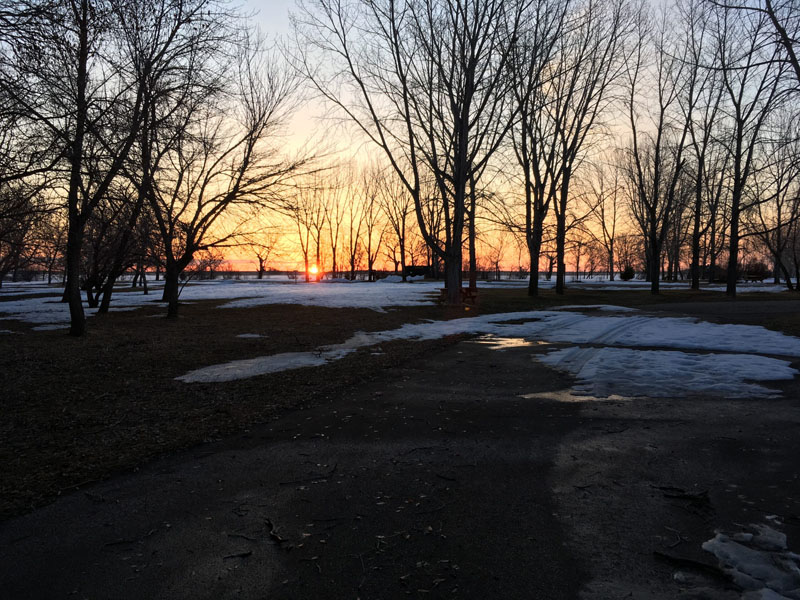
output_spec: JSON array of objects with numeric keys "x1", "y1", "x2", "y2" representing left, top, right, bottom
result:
[{"x1": 2, "y1": 289, "x2": 800, "y2": 598}]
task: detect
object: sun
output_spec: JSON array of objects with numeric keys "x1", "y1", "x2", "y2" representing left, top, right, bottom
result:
[{"x1": 308, "y1": 264, "x2": 319, "y2": 275}]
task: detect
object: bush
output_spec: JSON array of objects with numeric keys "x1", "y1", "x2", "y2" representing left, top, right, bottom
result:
[
  {"x1": 743, "y1": 260, "x2": 770, "y2": 281},
  {"x1": 620, "y1": 265, "x2": 635, "y2": 281}
]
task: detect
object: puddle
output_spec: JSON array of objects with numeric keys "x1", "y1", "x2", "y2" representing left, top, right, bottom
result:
[
  {"x1": 474, "y1": 335, "x2": 548, "y2": 350},
  {"x1": 520, "y1": 389, "x2": 632, "y2": 403}
]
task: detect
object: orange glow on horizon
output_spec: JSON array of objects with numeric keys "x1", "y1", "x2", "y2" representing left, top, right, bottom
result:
[{"x1": 308, "y1": 264, "x2": 319, "y2": 275}]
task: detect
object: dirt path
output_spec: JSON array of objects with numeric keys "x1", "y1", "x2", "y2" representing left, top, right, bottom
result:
[{"x1": 3, "y1": 310, "x2": 800, "y2": 598}]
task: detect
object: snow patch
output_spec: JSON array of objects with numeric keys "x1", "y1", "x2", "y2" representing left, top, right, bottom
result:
[
  {"x1": 177, "y1": 348, "x2": 355, "y2": 383},
  {"x1": 31, "y1": 324, "x2": 68, "y2": 331},
  {"x1": 703, "y1": 524, "x2": 800, "y2": 599},
  {"x1": 538, "y1": 347, "x2": 796, "y2": 399}
]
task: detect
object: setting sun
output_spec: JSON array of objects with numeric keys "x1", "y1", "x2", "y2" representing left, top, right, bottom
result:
[{"x1": 308, "y1": 264, "x2": 319, "y2": 275}]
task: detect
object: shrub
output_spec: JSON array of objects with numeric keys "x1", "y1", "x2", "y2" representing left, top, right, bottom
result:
[
  {"x1": 743, "y1": 260, "x2": 770, "y2": 281},
  {"x1": 620, "y1": 265, "x2": 635, "y2": 281}
]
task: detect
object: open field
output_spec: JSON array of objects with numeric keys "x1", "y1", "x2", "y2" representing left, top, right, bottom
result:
[{"x1": 3, "y1": 280, "x2": 800, "y2": 598}]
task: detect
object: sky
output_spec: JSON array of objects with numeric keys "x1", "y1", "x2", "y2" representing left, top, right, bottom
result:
[{"x1": 242, "y1": 0, "x2": 294, "y2": 37}]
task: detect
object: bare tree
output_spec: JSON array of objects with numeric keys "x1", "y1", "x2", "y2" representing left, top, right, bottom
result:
[
  {"x1": 744, "y1": 112, "x2": 800, "y2": 289},
  {"x1": 343, "y1": 181, "x2": 364, "y2": 280},
  {"x1": 145, "y1": 35, "x2": 304, "y2": 317},
  {"x1": 378, "y1": 168, "x2": 413, "y2": 281},
  {"x1": 622, "y1": 4, "x2": 693, "y2": 294},
  {"x1": 509, "y1": 0, "x2": 570, "y2": 295},
  {"x1": 1, "y1": 0, "x2": 151, "y2": 333},
  {"x1": 716, "y1": 0, "x2": 800, "y2": 88},
  {"x1": 34, "y1": 209, "x2": 66, "y2": 284},
  {"x1": 325, "y1": 172, "x2": 348, "y2": 279},
  {"x1": 0, "y1": 182, "x2": 43, "y2": 286},
  {"x1": 582, "y1": 162, "x2": 623, "y2": 280},
  {"x1": 713, "y1": 3, "x2": 788, "y2": 296},
  {"x1": 286, "y1": 174, "x2": 329, "y2": 281},
  {"x1": 360, "y1": 167, "x2": 386, "y2": 281},
  {"x1": 0, "y1": 0, "x2": 252, "y2": 333},
  {"x1": 294, "y1": 0, "x2": 525, "y2": 303},
  {"x1": 678, "y1": 0, "x2": 726, "y2": 290},
  {"x1": 247, "y1": 227, "x2": 281, "y2": 279}
]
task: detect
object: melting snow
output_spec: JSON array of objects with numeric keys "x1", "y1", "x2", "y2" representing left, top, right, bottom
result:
[
  {"x1": 177, "y1": 308, "x2": 800, "y2": 397},
  {"x1": 703, "y1": 524, "x2": 800, "y2": 598},
  {"x1": 176, "y1": 349, "x2": 355, "y2": 383},
  {"x1": 539, "y1": 347, "x2": 795, "y2": 398},
  {"x1": 0, "y1": 280, "x2": 442, "y2": 325}
]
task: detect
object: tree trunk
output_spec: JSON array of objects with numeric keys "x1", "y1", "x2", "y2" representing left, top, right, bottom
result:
[
  {"x1": 164, "y1": 263, "x2": 181, "y2": 319},
  {"x1": 608, "y1": 244, "x2": 615, "y2": 282},
  {"x1": 527, "y1": 233, "x2": 542, "y2": 297},
  {"x1": 85, "y1": 284, "x2": 100, "y2": 308},
  {"x1": 64, "y1": 0, "x2": 90, "y2": 337},
  {"x1": 444, "y1": 253, "x2": 462, "y2": 304},
  {"x1": 99, "y1": 274, "x2": 117, "y2": 313},
  {"x1": 555, "y1": 213, "x2": 566, "y2": 293},
  {"x1": 649, "y1": 237, "x2": 660, "y2": 294},
  {"x1": 776, "y1": 255, "x2": 793, "y2": 291},
  {"x1": 690, "y1": 193, "x2": 702, "y2": 290},
  {"x1": 726, "y1": 200, "x2": 740, "y2": 298},
  {"x1": 400, "y1": 229, "x2": 407, "y2": 282},
  {"x1": 468, "y1": 182, "x2": 477, "y2": 291},
  {"x1": 65, "y1": 224, "x2": 86, "y2": 336}
]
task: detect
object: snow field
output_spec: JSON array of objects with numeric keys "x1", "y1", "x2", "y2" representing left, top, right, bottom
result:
[
  {"x1": 0, "y1": 280, "x2": 444, "y2": 327},
  {"x1": 0, "y1": 277, "x2": 790, "y2": 329}
]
